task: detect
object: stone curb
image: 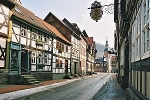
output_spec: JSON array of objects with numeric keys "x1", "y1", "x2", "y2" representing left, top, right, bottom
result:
[{"x1": 0, "y1": 78, "x2": 81, "y2": 100}]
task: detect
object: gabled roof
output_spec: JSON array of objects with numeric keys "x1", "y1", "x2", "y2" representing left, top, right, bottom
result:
[
  {"x1": 93, "y1": 41, "x2": 96, "y2": 48},
  {"x1": 83, "y1": 30, "x2": 88, "y2": 37},
  {"x1": 71, "y1": 23, "x2": 81, "y2": 32},
  {"x1": 62, "y1": 18, "x2": 81, "y2": 39},
  {"x1": 0, "y1": 0, "x2": 15, "y2": 9},
  {"x1": 40, "y1": 19, "x2": 71, "y2": 45},
  {"x1": 44, "y1": 12, "x2": 72, "y2": 31},
  {"x1": 12, "y1": 2, "x2": 49, "y2": 32},
  {"x1": 86, "y1": 37, "x2": 93, "y2": 46}
]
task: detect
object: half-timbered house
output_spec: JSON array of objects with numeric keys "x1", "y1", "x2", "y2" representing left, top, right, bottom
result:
[
  {"x1": 62, "y1": 18, "x2": 81, "y2": 76},
  {"x1": 83, "y1": 30, "x2": 97, "y2": 75},
  {"x1": 44, "y1": 13, "x2": 77, "y2": 76},
  {"x1": 41, "y1": 20, "x2": 72, "y2": 79},
  {"x1": 79, "y1": 32, "x2": 87, "y2": 76},
  {"x1": 8, "y1": 1, "x2": 54, "y2": 84},
  {"x1": 0, "y1": 0, "x2": 15, "y2": 84}
]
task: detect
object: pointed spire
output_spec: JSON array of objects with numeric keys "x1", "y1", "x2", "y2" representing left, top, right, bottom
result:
[{"x1": 105, "y1": 36, "x2": 109, "y2": 47}]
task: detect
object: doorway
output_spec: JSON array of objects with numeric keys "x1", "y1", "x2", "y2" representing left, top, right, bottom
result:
[
  {"x1": 65, "y1": 60, "x2": 68, "y2": 73},
  {"x1": 21, "y1": 50, "x2": 28, "y2": 73}
]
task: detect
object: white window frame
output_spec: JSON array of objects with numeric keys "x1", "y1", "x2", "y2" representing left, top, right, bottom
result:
[{"x1": 20, "y1": 24, "x2": 27, "y2": 37}]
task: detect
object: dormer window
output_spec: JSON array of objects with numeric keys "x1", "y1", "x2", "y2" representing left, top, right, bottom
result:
[
  {"x1": 30, "y1": 16, "x2": 34, "y2": 20},
  {"x1": 15, "y1": 7, "x2": 21, "y2": 14}
]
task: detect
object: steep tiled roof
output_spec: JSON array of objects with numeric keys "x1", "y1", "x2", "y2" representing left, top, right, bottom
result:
[
  {"x1": 71, "y1": 23, "x2": 81, "y2": 32},
  {"x1": 86, "y1": 37, "x2": 93, "y2": 46},
  {"x1": 12, "y1": 2, "x2": 49, "y2": 31},
  {"x1": 40, "y1": 19, "x2": 71, "y2": 45},
  {"x1": 44, "y1": 12, "x2": 71, "y2": 31},
  {"x1": 1, "y1": 0, "x2": 15, "y2": 9}
]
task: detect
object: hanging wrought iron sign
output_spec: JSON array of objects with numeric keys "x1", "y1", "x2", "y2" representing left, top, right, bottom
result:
[
  {"x1": 88, "y1": 1, "x2": 115, "y2": 22},
  {"x1": 88, "y1": 1, "x2": 103, "y2": 22}
]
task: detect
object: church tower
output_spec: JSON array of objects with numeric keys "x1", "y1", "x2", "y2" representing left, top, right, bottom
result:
[
  {"x1": 104, "y1": 37, "x2": 109, "y2": 56},
  {"x1": 103, "y1": 37, "x2": 111, "y2": 72}
]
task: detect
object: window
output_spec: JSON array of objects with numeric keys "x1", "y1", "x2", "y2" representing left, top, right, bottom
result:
[
  {"x1": 15, "y1": 7, "x2": 21, "y2": 14},
  {"x1": 31, "y1": 52, "x2": 36, "y2": 64},
  {"x1": 143, "y1": 1, "x2": 146, "y2": 25},
  {"x1": 143, "y1": 31, "x2": 146, "y2": 53},
  {"x1": 37, "y1": 33, "x2": 43, "y2": 42},
  {"x1": 66, "y1": 46, "x2": 68, "y2": 52},
  {"x1": 32, "y1": 29, "x2": 37, "y2": 40},
  {"x1": 56, "y1": 41, "x2": 59, "y2": 49},
  {"x1": 44, "y1": 53, "x2": 48, "y2": 64},
  {"x1": 60, "y1": 60, "x2": 62, "y2": 68},
  {"x1": 147, "y1": 28, "x2": 149, "y2": 51},
  {"x1": 56, "y1": 59, "x2": 62, "y2": 68},
  {"x1": 56, "y1": 59, "x2": 59, "y2": 68},
  {"x1": 20, "y1": 24, "x2": 27, "y2": 37},
  {"x1": 62, "y1": 44, "x2": 64, "y2": 52},
  {"x1": 38, "y1": 52, "x2": 42, "y2": 64},
  {"x1": 45, "y1": 35, "x2": 49, "y2": 44}
]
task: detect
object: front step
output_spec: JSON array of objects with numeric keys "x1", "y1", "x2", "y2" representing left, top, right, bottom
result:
[{"x1": 20, "y1": 74, "x2": 41, "y2": 85}]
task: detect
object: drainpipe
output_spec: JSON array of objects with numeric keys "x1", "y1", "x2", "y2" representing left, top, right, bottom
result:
[
  {"x1": 5, "y1": 8, "x2": 14, "y2": 72},
  {"x1": 117, "y1": 32, "x2": 121, "y2": 83}
]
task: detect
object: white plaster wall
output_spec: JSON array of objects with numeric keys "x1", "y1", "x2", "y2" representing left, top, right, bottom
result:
[
  {"x1": 31, "y1": 65, "x2": 36, "y2": 71},
  {"x1": 20, "y1": 37, "x2": 26, "y2": 45},
  {"x1": 0, "y1": 38, "x2": 6, "y2": 48},
  {"x1": 141, "y1": 71, "x2": 145, "y2": 95},
  {"x1": 138, "y1": 71, "x2": 140, "y2": 91},
  {"x1": 11, "y1": 34, "x2": 19, "y2": 43},
  {"x1": 146, "y1": 72, "x2": 150, "y2": 98},
  {"x1": 0, "y1": 26, "x2": 7, "y2": 34},
  {"x1": 0, "y1": 60, "x2": 4, "y2": 67}
]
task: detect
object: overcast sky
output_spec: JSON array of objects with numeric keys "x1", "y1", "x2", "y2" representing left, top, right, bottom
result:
[{"x1": 21, "y1": 0, "x2": 115, "y2": 48}]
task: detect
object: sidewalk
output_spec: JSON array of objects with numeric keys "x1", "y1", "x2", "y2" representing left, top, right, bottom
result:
[
  {"x1": 0, "y1": 74, "x2": 131, "y2": 100},
  {"x1": 92, "y1": 74, "x2": 129, "y2": 100},
  {"x1": 0, "y1": 78, "x2": 80, "y2": 94}
]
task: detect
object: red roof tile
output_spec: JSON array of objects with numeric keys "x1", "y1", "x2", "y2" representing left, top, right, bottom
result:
[
  {"x1": 40, "y1": 19, "x2": 71, "y2": 45},
  {"x1": 86, "y1": 37, "x2": 93, "y2": 46}
]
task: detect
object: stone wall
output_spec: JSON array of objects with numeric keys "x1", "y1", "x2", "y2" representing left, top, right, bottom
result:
[{"x1": 0, "y1": 69, "x2": 8, "y2": 85}]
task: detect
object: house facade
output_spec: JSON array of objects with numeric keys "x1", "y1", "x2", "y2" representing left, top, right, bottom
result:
[
  {"x1": 0, "y1": 0, "x2": 15, "y2": 84},
  {"x1": 62, "y1": 18, "x2": 81, "y2": 76},
  {"x1": 42, "y1": 20, "x2": 72, "y2": 79},
  {"x1": 79, "y1": 32, "x2": 87, "y2": 75},
  {"x1": 110, "y1": 56, "x2": 117, "y2": 73},
  {"x1": 44, "y1": 12, "x2": 74, "y2": 76},
  {"x1": 83, "y1": 30, "x2": 97, "y2": 74},
  {"x1": 9, "y1": 1, "x2": 54, "y2": 83},
  {"x1": 94, "y1": 58, "x2": 104, "y2": 72},
  {"x1": 114, "y1": 0, "x2": 150, "y2": 99},
  {"x1": 2, "y1": 0, "x2": 72, "y2": 84},
  {"x1": 104, "y1": 39, "x2": 111, "y2": 72}
]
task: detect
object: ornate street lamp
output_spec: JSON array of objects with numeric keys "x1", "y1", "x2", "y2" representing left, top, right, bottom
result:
[{"x1": 88, "y1": 1, "x2": 114, "y2": 22}]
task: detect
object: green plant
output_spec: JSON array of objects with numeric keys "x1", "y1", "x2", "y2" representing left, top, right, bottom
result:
[
  {"x1": 11, "y1": 66, "x2": 19, "y2": 69},
  {"x1": 58, "y1": 48, "x2": 63, "y2": 53},
  {"x1": 63, "y1": 74, "x2": 71, "y2": 79},
  {"x1": 38, "y1": 64, "x2": 45, "y2": 69}
]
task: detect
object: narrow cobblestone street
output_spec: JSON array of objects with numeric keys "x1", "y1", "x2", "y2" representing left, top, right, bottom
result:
[
  {"x1": 92, "y1": 74, "x2": 127, "y2": 100},
  {"x1": 0, "y1": 73, "x2": 129, "y2": 100}
]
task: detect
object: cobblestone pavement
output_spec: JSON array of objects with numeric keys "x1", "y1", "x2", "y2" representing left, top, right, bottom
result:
[
  {"x1": 0, "y1": 79, "x2": 68, "y2": 94},
  {"x1": 0, "y1": 73, "x2": 129, "y2": 100},
  {"x1": 92, "y1": 74, "x2": 127, "y2": 100}
]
